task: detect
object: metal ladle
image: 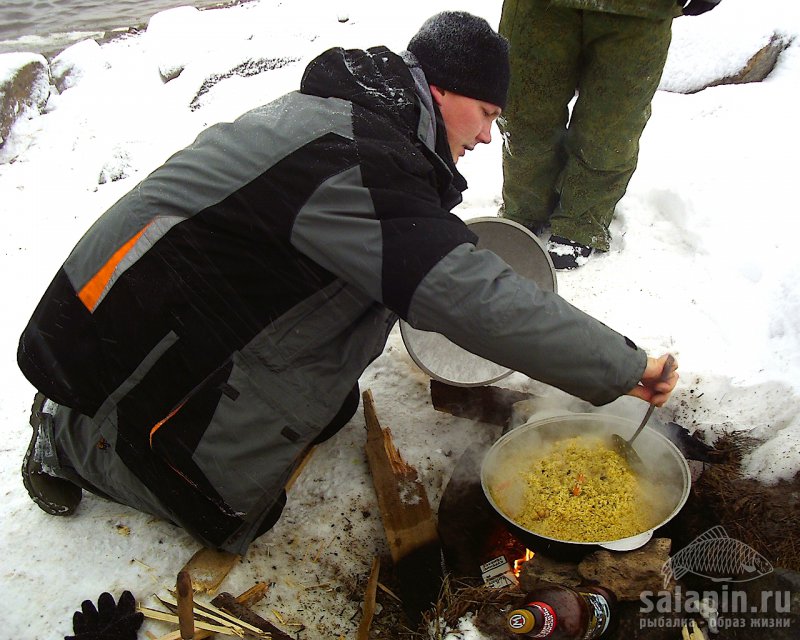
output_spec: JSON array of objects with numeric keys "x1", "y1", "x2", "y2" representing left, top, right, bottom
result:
[{"x1": 612, "y1": 354, "x2": 676, "y2": 469}]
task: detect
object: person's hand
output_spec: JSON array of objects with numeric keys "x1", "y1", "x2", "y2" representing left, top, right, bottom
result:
[
  {"x1": 65, "y1": 591, "x2": 143, "y2": 640},
  {"x1": 682, "y1": 0, "x2": 720, "y2": 16},
  {"x1": 626, "y1": 354, "x2": 679, "y2": 406}
]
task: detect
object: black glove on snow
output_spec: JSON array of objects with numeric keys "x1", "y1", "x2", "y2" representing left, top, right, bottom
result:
[
  {"x1": 682, "y1": 0, "x2": 721, "y2": 16},
  {"x1": 65, "y1": 591, "x2": 144, "y2": 640}
]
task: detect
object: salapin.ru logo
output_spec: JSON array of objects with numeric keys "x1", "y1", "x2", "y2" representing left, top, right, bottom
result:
[{"x1": 661, "y1": 525, "x2": 773, "y2": 589}]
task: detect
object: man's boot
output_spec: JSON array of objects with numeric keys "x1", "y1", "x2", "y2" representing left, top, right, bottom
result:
[{"x1": 21, "y1": 393, "x2": 82, "y2": 515}]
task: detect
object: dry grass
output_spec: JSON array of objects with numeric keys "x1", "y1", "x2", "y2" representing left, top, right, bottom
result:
[{"x1": 672, "y1": 431, "x2": 800, "y2": 571}]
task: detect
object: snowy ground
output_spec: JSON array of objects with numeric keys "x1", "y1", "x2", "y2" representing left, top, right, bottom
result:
[{"x1": 1, "y1": 1, "x2": 799, "y2": 638}]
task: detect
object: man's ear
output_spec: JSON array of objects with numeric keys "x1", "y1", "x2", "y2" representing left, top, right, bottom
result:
[{"x1": 429, "y1": 85, "x2": 446, "y2": 106}]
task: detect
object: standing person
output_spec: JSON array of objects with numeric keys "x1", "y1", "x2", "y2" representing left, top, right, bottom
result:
[
  {"x1": 499, "y1": 0, "x2": 722, "y2": 269},
  {"x1": 18, "y1": 11, "x2": 678, "y2": 555}
]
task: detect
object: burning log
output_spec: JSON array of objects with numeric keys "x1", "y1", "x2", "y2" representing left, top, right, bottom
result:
[{"x1": 362, "y1": 389, "x2": 443, "y2": 624}]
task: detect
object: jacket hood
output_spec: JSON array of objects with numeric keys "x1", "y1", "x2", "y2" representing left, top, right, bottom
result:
[
  {"x1": 301, "y1": 46, "x2": 419, "y2": 128},
  {"x1": 300, "y1": 46, "x2": 467, "y2": 196}
]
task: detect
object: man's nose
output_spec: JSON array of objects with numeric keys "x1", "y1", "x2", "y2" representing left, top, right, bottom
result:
[{"x1": 477, "y1": 124, "x2": 492, "y2": 144}]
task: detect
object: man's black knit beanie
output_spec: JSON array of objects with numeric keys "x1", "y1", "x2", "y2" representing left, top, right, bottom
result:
[{"x1": 407, "y1": 11, "x2": 510, "y2": 109}]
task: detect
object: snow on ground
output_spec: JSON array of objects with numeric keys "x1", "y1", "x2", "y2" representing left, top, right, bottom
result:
[{"x1": 1, "y1": 1, "x2": 798, "y2": 638}]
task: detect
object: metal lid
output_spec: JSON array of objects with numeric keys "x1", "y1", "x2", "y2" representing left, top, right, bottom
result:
[{"x1": 400, "y1": 217, "x2": 557, "y2": 387}]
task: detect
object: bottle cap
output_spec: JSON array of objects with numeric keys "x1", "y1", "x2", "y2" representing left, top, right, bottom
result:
[{"x1": 507, "y1": 608, "x2": 536, "y2": 634}]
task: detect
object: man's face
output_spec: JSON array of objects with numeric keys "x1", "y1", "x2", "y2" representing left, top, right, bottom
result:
[{"x1": 431, "y1": 87, "x2": 501, "y2": 164}]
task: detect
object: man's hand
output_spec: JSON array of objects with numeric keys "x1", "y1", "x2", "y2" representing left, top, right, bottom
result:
[
  {"x1": 65, "y1": 591, "x2": 144, "y2": 640},
  {"x1": 682, "y1": 0, "x2": 721, "y2": 16},
  {"x1": 626, "y1": 354, "x2": 679, "y2": 406}
]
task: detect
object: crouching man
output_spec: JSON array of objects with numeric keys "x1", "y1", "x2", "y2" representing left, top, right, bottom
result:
[{"x1": 17, "y1": 11, "x2": 678, "y2": 554}]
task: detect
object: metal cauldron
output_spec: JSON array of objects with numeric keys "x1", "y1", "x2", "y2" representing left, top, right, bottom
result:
[{"x1": 481, "y1": 413, "x2": 691, "y2": 556}]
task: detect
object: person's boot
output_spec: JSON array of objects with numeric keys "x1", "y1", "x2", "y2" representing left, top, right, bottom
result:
[
  {"x1": 21, "y1": 393, "x2": 82, "y2": 515},
  {"x1": 546, "y1": 234, "x2": 594, "y2": 270}
]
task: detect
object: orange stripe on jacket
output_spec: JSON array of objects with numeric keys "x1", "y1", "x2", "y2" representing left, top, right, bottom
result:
[
  {"x1": 77, "y1": 224, "x2": 151, "y2": 312},
  {"x1": 149, "y1": 399, "x2": 188, "y2": 447}
]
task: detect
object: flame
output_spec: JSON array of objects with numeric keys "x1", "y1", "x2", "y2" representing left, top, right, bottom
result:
[{"x1": 512, "y1": 549, "x2": 535, "y2": 577}]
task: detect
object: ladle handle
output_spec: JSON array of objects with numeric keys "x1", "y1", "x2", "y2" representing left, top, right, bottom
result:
[
  {"x1": 657, "y1": 354, "x2": 677, "y2": 384},
  {"x1": 629, "y1": 354, "x2": 676, "y2": 443}
]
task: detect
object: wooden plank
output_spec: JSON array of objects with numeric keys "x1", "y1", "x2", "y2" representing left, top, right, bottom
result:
[
  {"x1": 429, "y1": 379, "x2": 534, "y2": 427},
  {"x1": 362, "y1": 389, "x2": 443, "y2": 624}
]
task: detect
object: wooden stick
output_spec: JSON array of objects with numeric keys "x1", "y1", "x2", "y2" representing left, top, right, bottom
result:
[
  {"x1": 138, "y1": 607, "x2": 239, "y2": 636},
  {"x1": 154, "y1": 630, "x2": 214, "y2": 640},
  {"x1": 211, "y1": 592, "x2": 292, "y2": 640},
  {"x1": 177, "y1": 570, "x2": 195, "y2": 640},
  {"x1": 356, "y1": 556, "x2": 381, "y2": 640},
  {"x1": 159, "y1": 593, "x2": 260, "y2": 637},
  {"x1": 285, "y1": 445, "x2": 316, "y2": 491}
]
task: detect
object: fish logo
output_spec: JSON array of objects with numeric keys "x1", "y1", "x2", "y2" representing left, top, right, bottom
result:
[{"x1": 661, "y1": 526, "x2": 773, "y2": 589}]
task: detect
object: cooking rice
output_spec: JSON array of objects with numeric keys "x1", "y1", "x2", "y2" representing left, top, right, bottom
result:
[{"x1": 510, "y1": 436, "x2": 652, "y2": 542}]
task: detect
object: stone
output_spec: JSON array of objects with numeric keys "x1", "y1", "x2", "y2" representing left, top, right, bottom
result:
[
  {"x1": 0, "y1": 52, "x2": 50, "y2": 147},
  {"x1": 707, "y1": 34, "x2": 792, "y2": 89},
  {"x1": 518, "y1": 551, "x2": 582, "y2": 591},
  {"x1": 146, "y1": 6, "x2": 206, "y2": 82},
  {"x1": 50, "y1": 39, "x2": 106, "y2": 92},
  {"x1": 578, "y1": 538, "x2": 673, "y2": 601}
]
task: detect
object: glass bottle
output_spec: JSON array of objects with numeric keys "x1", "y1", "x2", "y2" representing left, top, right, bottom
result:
[{"x1": 505, "y1": 581, "x2": 617, "y2": 639}]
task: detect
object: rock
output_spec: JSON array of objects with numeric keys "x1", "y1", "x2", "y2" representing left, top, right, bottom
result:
[
  {"x1": 706, "y1": 34, "x2": 792, "y2": 89},
  {"x1": 50, "y1": 39, "x2": 106, "y2": 92},
  {"x1": 146, "y1": 6, "x2": 207, "y2": 82},
  {"x1": 0, "y1": 52, "x2": 50, "y2": 147},
  {"x1": 578, "y1": 538, "x2": 673, "y2": 601},
  {"x1": 518, "y1": 551, "x2": 582, "y2": 590},
  {"x1": 662, "y1": 25, "x2": 793, "y2": 94}
]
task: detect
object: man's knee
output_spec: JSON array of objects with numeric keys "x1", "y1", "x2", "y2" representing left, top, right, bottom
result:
[{"x1": 312, "y1": 384, "x2": 360, "y2": 445}]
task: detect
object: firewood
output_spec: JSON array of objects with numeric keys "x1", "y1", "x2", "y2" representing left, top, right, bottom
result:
[
  {"x1": 211, "y1": 592, "x2": 292, "y2": 640},
  {"x1": 362, "y1": 389, "x2": 443, "y2": 624},
  {"x1": 159, "y1": 592, "x2": 268, "y2": 637},
  {"x1": 233, "y1": 582, "x2": 269, "y2": 607},
  {"x1": 137, "y1": 606, "x2": 239, "y2": 635},
  {"x1": 430, "y1": 379, "x2": 534, "y2": 427},
  {"x1": 153, "y1": 631, "x2": 214, "y2": 640},
  {"x1": 176, "y1": 570, "x2": 195, "y2": 640}
]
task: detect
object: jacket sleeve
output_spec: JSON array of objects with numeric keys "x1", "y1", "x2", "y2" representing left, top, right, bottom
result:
[
  {"x1": 406, "y1": 242, "x2": 647, "y2": 406},
  {"x1": 290, "y1": 162, "x2": 477, "y2": 316}
]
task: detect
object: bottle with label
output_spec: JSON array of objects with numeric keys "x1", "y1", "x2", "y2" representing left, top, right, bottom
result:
[{"x1": 505, "y1": 582, "x2": 617, "y2": 639}]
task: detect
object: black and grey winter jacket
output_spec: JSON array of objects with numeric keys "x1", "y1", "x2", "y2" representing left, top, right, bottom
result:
[{"x1": 18, "y1": 46, "x2": 645, "y2": 552}]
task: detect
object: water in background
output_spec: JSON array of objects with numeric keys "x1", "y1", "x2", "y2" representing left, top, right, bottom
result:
[{"x1": 0, "y1": 0, "x2": 241, "y2": 56}]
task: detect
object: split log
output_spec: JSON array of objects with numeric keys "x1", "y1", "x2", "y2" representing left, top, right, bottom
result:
[
  {"x1": 362, "y1": 389, "x2": 443, "y2": 624},
  {"x1": 430, "y1": 379, "x2": 534, "y2": 427}
]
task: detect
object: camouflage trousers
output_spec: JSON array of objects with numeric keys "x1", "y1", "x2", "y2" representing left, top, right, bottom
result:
[{"x1": 499, "y1": 0, "x2": 673, "y2": 250}]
